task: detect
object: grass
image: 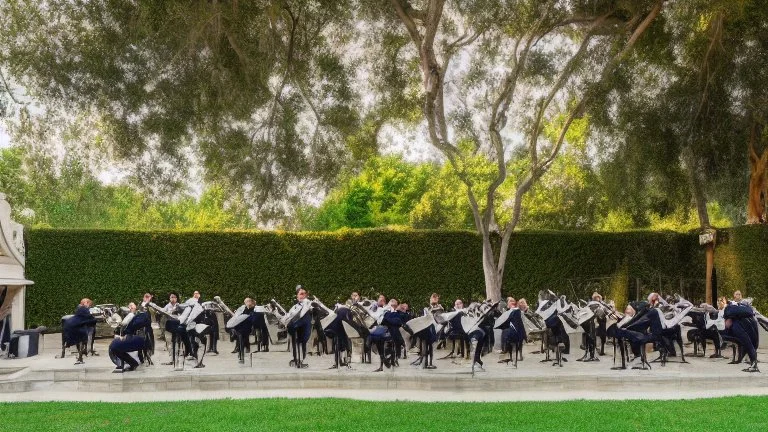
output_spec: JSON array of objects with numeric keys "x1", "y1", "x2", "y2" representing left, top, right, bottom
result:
[{"x1": 1, "y1": 397, "x2": 766, "y2": 431}]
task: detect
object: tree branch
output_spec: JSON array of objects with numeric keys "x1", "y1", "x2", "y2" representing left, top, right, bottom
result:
[{"x1": 0, "y1": 69, "x2": 21, "y2": 105}]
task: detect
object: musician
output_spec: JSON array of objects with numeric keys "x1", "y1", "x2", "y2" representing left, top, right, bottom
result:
[
  {"x1": 496, "y1": 300, "x2": 526, "y2": 364},
  {"x1": 506, "y1": 297, "x2": 517, "y2": 309},
  {"x1": 733, "y1": 290, "x2": 743, "y2": 302},
  {"x1": 227, "y1": 297, "x2": 257, "y2": 364},
  {"x1": 377, "y1": 295, "x2": 387, "y2": 308},
  {"x1": 109, "y1": 298, "x2": 154, "y2": 372},
  {"x1": 346, "y1": 291, "x2": 361, "y2": 306},
  {"x1": 721, "y1": 299, "x2": 760, "y2": 372},
  {"x1": 518, "y1": 298, "x2": 529, "y2": 313},
  {"x1": 164, "y1": 295, "x2": 206, "y2": 364},
  {"x1": 140, "y1": 293, "x2": 153, "y2": 309},
  {"x1": 322, "y1": 301, "x2": 356, "y2": 369},
  {"x1": 444, "y1": 299, "x2": 469, "y2": 358},
  {"x1": 285, "y1": 287, "x2": 312, "y2": 368},
  {"x1": 591, "y1": 292, "x2": 607, "y2": 356},
  {"x1": 193, "y1": 291, "x2": 220, "y2": 356},
  {"x1": 384, "y1": 298, "x2": 410, "y2": 360},
  {"x1": 163, "y1": 292, "x2": 181, "y2": 315},
  {"x1": 62, "y1": 298, "x2": 97, "y2": 364},
  {"x1": 409, "y1": 299, "x2": 439, "y2": 369}
]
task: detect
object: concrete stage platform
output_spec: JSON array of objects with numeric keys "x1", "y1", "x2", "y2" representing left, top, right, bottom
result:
[{"x1": 1, "y1": 333, "x2": 767, "y2": 402}]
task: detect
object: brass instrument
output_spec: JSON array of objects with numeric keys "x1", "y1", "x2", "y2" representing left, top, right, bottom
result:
[
  {"x1": 213, "y1": 296, "x2": 236, "y2": 318},
  {"x1": 310, "y1": 296, "x2": 338, "y2": 330}
]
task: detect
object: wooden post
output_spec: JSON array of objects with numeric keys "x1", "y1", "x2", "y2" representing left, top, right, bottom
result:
[{"x1": 705, "y1": 243, "x2": 714, "y2": 305}]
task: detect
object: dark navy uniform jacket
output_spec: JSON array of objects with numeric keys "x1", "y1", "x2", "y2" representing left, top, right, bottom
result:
[
  {"x1": 110, "y1": 334, "x2": 147, "y2": 352},
  {"x1": 63, "y1": 306, "x2": 96, "y2": 346},
  {"x1": 499, "y1": 309, "x2": 527, "y2": 345}
]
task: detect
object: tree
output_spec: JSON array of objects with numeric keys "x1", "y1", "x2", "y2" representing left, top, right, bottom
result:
[
  {"x1": 0, "y1": 0, "x2": 365, "y2": 222},
  {"x1": 303, "y1": 155, "x2": 436, "y2": 230},
  {"x1": 375, "y1": 0, "x2": 666, "y2": 300},
  {"x1": 590, "y1": 0, "x2": 768, "y2": 302}
]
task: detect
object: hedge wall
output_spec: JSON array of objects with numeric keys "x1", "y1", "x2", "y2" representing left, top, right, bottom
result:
[
  {"x1": 715, "y1": 225, "x2": 768, "y2": 311},
  {"x1": 25, "y1": 228, "x2": 707, "y2": 328}
]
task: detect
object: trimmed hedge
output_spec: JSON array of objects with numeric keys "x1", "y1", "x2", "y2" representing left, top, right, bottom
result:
[
  {"x1": 715, "y1": 225, "x2": 768, "y2": 311},
  {"x1": 25, "y1": 228, "x2": 709, "y2": 328}
]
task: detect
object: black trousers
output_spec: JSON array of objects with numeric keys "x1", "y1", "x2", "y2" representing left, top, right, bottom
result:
[
  {"x1": 113, "y1": 350, "x2": 139, "y2": 369},
  {"x1": 727, "y1": 319, "x2": 757, "y2": 363}
]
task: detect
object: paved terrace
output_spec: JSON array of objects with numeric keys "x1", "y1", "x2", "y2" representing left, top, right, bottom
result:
[{"x1": 1, "y1": 331, "x2": 767, "y2": 402}]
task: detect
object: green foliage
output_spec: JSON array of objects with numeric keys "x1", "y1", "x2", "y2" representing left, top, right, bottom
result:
[
  {"x1": 26, "y1": 228, "x2": 703, "y2": 328},
  {"x1": 304, "y1": 156, "x2": 437, "y2": 230},
  {"x1": 0, "y1": 145, "x2": 255, "y2": 230},
  {"x1": 4, "y1": 397, "x2": 768, "y2": 432},
  {"x1": 715, "y1": 225, "x2": 768, "y2": 311},
  {"x1": 0, "y1": 0, "x2": 367, "y2": 220}
]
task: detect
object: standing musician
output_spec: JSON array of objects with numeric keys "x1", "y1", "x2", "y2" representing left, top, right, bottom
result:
[
  {"x1": 61, "y1": 298, "x2": 97, "y2": 364},
  {"x1": 283, "y1": 286, "x2": 313, "y2": 368}
]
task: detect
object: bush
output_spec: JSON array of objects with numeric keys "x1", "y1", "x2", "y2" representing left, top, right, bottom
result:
[
  {"x1": 25, "y1": 228, "x2": 709, "y2": 328},
  {"x1": 715, "y1": 225, "x2": 768, "y2": 311}
]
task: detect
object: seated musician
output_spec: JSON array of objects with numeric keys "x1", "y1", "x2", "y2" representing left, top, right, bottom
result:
[
  {"x1": 410, "y1": 299, "x2": 439, "y2": 369},
  {"x1": 163, "y1": 292, "x2": 181, "y2": 315},
  {"x1": 62, "y1": 298, "x2": 97, "y2": 364},
  {"x1": 591, "y1": 292, "x2": 607, "y2": 356},
  {"x1": 721, "y1": 298, "x2": 760, "y2": 372},
  {"x1": 140, "y1": 292, "x2": 153, "y2": 309},
  {"x1": 506, "y1": 297, "x2": 517, "y2": 309},
  {"x1": 138, "y1": 293, "x2": 156, "y2": 351},
  {"x1": 285, "y1": 286, "x2": 313, "y2": 368},
  {"x1": 322, "y1": 300, "x2": 356, "y2": 368},
  {"x1": 518, "y1": 298, "x2": 529, "y2": 313},
  {"x1": 163, "y1": 295, "x2": 201, "y2": 364},
  {"x1": 109, "y1": 300, "x2": 154, "y2": 372},
  {"x1": 227, "y1": 297, "x2": 257, "y2": 364},
  {"x1": 346, "y1": 291, "x2": 361, "y2": 306},
  {"x1": 424, "y1": 293, "x2": 443, "y2": 314},
  {"x1": 383, "y1": 299, "x2": 411, "y2": 360},
  {"x1": 444, "y1": 299, "x2": 468, "y2": 358},
  {"x1": 497, "y1": 300, "x2": 526, "y2": 364}
]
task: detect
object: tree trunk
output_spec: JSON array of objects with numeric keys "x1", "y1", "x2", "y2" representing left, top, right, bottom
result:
[
  {"x1": 747, "y1": 123, "x2": 768, "y2": 224},
  {"x1": 705, "y1": 243, "x2": 714, "y2": 305},
  {"x1": 481, "y1": 237, "x2": 502, "y2": 302},
  {"x1": 683, "y1": 145, "x2": 714, "y2": 304}
]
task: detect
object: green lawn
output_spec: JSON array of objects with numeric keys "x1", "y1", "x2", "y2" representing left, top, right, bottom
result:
[{"x1": 1, "y1": 397, "x2": 765, "y2": 431}]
